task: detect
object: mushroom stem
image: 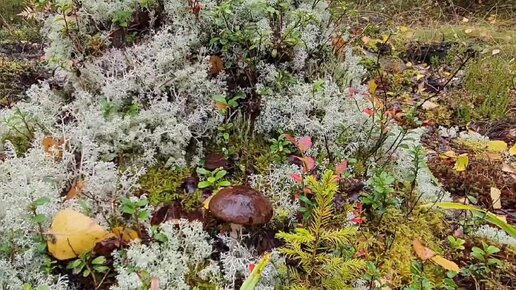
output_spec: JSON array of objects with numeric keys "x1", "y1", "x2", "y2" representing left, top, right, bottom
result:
[{"x1": 230, "y1": 223, "x2": 243, "y2": 239}]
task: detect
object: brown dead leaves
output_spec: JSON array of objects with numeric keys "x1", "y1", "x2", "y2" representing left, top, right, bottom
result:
[{"x1": 413, "y1": 239, "x2": 460, "y2": 272}]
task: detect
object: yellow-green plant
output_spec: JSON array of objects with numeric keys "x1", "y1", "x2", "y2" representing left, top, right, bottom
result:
[{"x1": 276, "y1": 170, "x2": 366, "y2": 290}]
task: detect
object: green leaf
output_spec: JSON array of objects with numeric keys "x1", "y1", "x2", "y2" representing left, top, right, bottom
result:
[
  {"x1": 212, "y1": 95, "x2": 227, "y2": 104},
  {"x1": 91, "y1": 256, "x2": 106, "y2": 265},
  {"x1": 471, "y1": 251, "x2": 484, "y2": 261},
  {"x1": 485, "y1": 246, "x2": 500, "y2": 255},
  {"x1": 240, "y1": 253, "x2": 272, "y2": 290},
  {"x1": 215, "y1": 169, "x2": 227, "y2": 179},
  {"x1": 32, "y1": 214, "x2": 47, "y2": 224},
  {"x1": 33, "y1": 197, "x2": 50, "y2": 207},
  {"x1": 472, "y1": 247, "x2": 485, "y2": 255},
  {"x1": 422, "y1": 202, "x2": 516, "y2": 239},
  {"x1": 207, "y1": 177, "x2": 216, "y2": 183},
  {"x1": 138, "y1": 210, "x2": 150, "y2": 220},
  {"x1": 121, "y1": 204, "x2": 136, "y2": 214},
  {"x1": 67, "y1": 259, "x2": 82, "y2": 269},
  {"x1": 93, "y1": 265, "x2": 109, "y2": 273},
  {"x1": 196, "y1": 167, "x2": 210, "y2": 176},
  {"x1": 218, "y1": 180, "x2": 231, "y2": 187},
  {"x1": 136, "y1": 199, "x2": 148, "y2": 207},
  {"x1": 82, "y1": 268, "x2": 91, "y2": 277},
  {"x1": 198, "y1": 181, "x2": 212, "y2": 189}
]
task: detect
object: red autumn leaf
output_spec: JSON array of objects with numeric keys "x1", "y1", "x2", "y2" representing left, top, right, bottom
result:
[
  {"x1": 363, "y1": 107, "x2": 374, "y2": 116},
  {"x1": 303, "y1": 188, "x2": 312, "y2": 194},
  {"x1": 301, "y1": 156, "x2": 315, "y2": 172},
  {"x1": 297, "y1": 136, "x2": 312, "y2": 152},
  {"x1": 293, "y1": 193, "x2": 300, "y2": 199},
  {"x1": 248, "y1": 263, "x2": 256, "y2": 272},
  {"x1": 283, "y1": 134, "x2": 297, "y2": 146},
  {"x1": 335, "y1": 161, "x2": 348, "y2": 175},
  {"x1": 351, "y1": 216, "x2": 365, "y2": 225},
  {"x1": 290, "y1": 173, "x2": 303, "y2": 183}
]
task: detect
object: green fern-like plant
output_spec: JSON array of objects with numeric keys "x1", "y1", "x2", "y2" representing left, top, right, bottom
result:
[{"x1": 276, "y1": 171, "x2": 367, "y2": 290}]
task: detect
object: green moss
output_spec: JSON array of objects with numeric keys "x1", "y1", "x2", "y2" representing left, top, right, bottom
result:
[
  {"x1": 361, "y1": 207, "x2": 447, "y2": 286},
  {"x1": 0, "y1": 57, "x2": 41, "y2": 105},
  {"x1": 464, "y1": 55, "x2": 515, "y2": 121},
  {"x1": 139, "y1": 165, "x2": 192, "y2": 206}
]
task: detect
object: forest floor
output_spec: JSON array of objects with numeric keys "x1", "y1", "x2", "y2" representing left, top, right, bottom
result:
[{"x1": 0, "y1": 0, "x2": 515, "y2": 289}]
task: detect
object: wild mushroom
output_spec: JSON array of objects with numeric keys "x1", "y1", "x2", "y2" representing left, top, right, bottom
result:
[{"x1": 208, "y1": 185, "x2": 273, "y2": 238}]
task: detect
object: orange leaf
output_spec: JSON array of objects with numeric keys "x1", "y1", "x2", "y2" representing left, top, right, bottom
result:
[
  {"x1": 412, "y1": 239, "x2": 435, "y2": 260},
  {"x1": 431, "y1": 255, "x2": 460, "y2": 272},
  {"x1": 214, "y1": 101, "x2": 229, "y2": 111},
  {"x1": 66, "y1": 179, "x2": 85, "y2": 200},
  {"x1": 209, "y1": 55, "x2": 224, "y2": 76},
  {"x1": 112, "y1": 226, "x2": 139, "y2": 243},
  {"x1": 42, "y1": 136, "x2": 67, "y2": 159}
]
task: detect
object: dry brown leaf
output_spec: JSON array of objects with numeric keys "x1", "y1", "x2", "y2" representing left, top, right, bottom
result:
[
  {"x1": 422, "y1": 101, "x2": 439, "y2": 110},
  {"x1": 490, "y1": 187, "x2": 502, "y2": 209},
  {"x1": 66, "y1": 179, "x2": 85, "y2": 200},
  {"x1": 209, "y1": 55, "x2": 224, "y2": 76},
  {"x1": 412, "y1": 239, "x2": 435, "y2": 260},
  {"x1": 332, "y1": 35, "x2": 347, "y2": 59},
  {"x1": 483, "y1": 152, "x2": 502, "y2": 161},
  {"x1": 42, "y1": 136, "x2": 67, "y2": 159},
  {"x1": 431, "y1": 255, "x2": 460, "y2": 272}
]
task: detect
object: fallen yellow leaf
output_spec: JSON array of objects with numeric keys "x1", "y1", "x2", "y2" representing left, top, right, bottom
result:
[
  {"x1": 203, "y1": 195, "x2": 214, "y2": 210},
  {"x1": 412, "y1": 239, "x2": 435, "y2": 260},
  {"x1": 47, "y1": 209, "x2": 112, "y2": 260},
  {"x1": 113, "y1": 226, "x2": 139, "y2": 243},
  {"x1": 453, "y1": 154, "x2": 469, "y2": 172},
  {"x1": 431, "y1": 255, "x2": 460, "y2": 272},
  {"x1": 509, "y1": 144, "x2": 516, "y2": 156},
  {"x1": 490, "y1": 187, "x2": 502, "y2": 209},
  {"x1": 440, "y1": 150, "x2": 458, "y2": 159},
  {"x1": 369, "y1": 80, "x2": 377, "y2": 95},
  {"x1": 487, "y1": 140, "x2": 507, "y2": 153}
]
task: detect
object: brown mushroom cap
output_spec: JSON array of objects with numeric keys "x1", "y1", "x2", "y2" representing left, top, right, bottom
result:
[{"x1": 209, "y1": 186, "x2": 273, "y2": 226}]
